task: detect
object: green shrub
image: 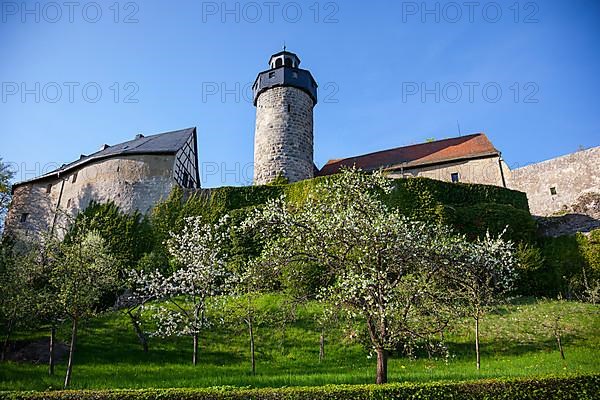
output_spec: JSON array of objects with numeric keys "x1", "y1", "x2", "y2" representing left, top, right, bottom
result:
[
  {"x1": 514, "y1": 243, "x2": 545, "y2": 295},
  {"x1": 1, "y1": 375, "x2": 597, "y2": 400}
]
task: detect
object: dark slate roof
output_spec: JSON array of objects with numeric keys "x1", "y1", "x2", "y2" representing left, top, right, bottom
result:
[
  {"x1": 13, "y1": 127, "x2": 196, "y2": 188},
  {"x1": 318, "y1": 133, "x2": 500, "y2": 176}
]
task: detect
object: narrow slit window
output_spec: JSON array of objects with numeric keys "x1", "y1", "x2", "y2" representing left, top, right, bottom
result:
[
  {"x1": 72, "y1": 172, "x2": 78, "y2": 184},
  {"x1": 550, "y1": 187, "x2": 557, "y2": 195},
  {"x1": 20, "y1": 213, "x2": 29, "y2": 223},
  {"x1": 46, "y1": 184, "x2": 52, "y2": 193}
]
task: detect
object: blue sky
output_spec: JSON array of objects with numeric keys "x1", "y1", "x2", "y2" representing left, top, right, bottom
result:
[{"x1": 1, "y1": 0, "x2": 599, "y2": 187}]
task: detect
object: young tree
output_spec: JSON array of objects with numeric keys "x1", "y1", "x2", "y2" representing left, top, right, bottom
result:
[
  {"x1": 133, "y1": 216, "x2": 230, "y2": 365},
  {"x1": 446, "y1": 233, "x2": 517, "y2": 370},
  {"x1": 114, "y1": 291, "x2": 152, "y2": 353},
  {"x1": 537, "y1": 296, "x2": 572, "y2": 360},
  {"x1": 315, "y1": 304, "x2": 340, "y2": 363},
  {"x1": 27, "y1": 234, "x2": 65, "y2": 376},
  {"x1": 245, "y1": 168, "x2": 460, "y2": 384},
  {"x1": 50, "y1": 231, "x2": 119, "y2": 388},
  {"x1": 221, "y1": 289, "x2": 265, "y2": 375}
]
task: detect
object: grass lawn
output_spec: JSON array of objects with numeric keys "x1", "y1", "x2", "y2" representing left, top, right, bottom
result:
[{"x1": 0, "y1": 297, "x2": 598, "y2": 391}]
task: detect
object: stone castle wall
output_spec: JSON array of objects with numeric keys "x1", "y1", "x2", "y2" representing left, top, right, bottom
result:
[
  {"x1": 387, "y1": 156, "x2": 509, "y2": 187},
  {"x1": 254, "y1": 86, "x2": 314, "y2": 184},
  {"x1": 5, "y1": 154, "x2": 176, "y2": 238},
  {"x1": 508, "y1": 147, "x2": 600, "y2": 216}
]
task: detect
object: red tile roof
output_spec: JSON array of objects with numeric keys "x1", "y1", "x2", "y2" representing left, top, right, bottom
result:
[{"x1": 318, "y1": 133, "x2": 500, "y2": 176}]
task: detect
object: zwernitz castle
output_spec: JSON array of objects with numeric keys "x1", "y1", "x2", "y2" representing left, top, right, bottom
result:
[{"x1": 5, "y1": 51, "x2": 599, "y2": 237}]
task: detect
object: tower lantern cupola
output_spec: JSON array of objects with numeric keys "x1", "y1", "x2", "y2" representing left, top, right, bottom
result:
[
  {"x1": 252, "y1": 50, "x2": 318, "y2": 185},
  {"x1": 269, "y1": 51, "x2": 301, "y2": 69}
]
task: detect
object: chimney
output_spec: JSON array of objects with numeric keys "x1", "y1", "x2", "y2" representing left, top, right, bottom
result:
[{"x1": 135, "y1": 133, "x2": 145, "y2": 140}]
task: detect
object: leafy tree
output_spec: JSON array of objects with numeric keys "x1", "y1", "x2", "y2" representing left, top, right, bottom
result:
[
  {"x1": 65, "y1": 202, "x2": 155, "y2": 347},
  {"x1": 244, "y1": 168, "x2": 460, "y2": 384},
  {"x1": 0, "y1": 158, "x2": 15, "y2": 234},
  {"x1": 446, "y1": 232, "x2": 517, "y2": 370},
  {"x1": 0, "y1": 238, "x2": 37, "y2": 361},
  {"x1": 50, "y1": 231, "x2": 119, "y2": 388},
  {"x1": 133, "y1": 216, "x2": 231, "y2": 365},
  {"x1": 25, "y1": 233, "x2": 65, "y2": 375}
]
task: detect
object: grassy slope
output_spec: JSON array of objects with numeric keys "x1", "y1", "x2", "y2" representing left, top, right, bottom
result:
[{"x1": 0, "y1": 297, "x2": 598, "y2": 391}]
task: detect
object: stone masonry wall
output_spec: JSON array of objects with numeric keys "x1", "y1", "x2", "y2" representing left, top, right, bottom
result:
[
  {"x1": 5, "y1": 154, "x2": 176, "y2": 238},
  {"x1": 508, "y1": 146, "x2": 600, "y2": 216},
  {"x1": 254, "y1": 86, "x2": 314, "y2": 184},
  {"x1": 387, "y1": 156, "x2": 508, "y2": 187}
]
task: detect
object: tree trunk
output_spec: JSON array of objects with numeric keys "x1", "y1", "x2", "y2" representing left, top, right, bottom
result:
[
  {"x1": 319, "y1": 328, "x2": 325, "y2": 362},
  {"x1": 192, "y1": 305, "x2": 202, "y2": 366},
  {"x1": 556, "y1": 332, "x2": 565, "y2": 360},
  {"x1": 49, "y1": 326, "x2": 56, "y2": 375},
  {"x1": 1, "y1": 319, "x2": 13, "y2": 361},
  {"x1": 64, "y1": 318, "x2": 78, "y2": 388},
  {"x1": 475, "y1": 316, "x2": 481, "y2": 371},
  {"x1": 192, "y1": 333, "x2": 198, "y2": 366},
  {"x1": 127, "y1": 310, "x2": 148, "y2": 353},
  {"x1": 248, "y1": 317, "x2": 256, "y2": 375},
  {"x1": 375, "y1": 348, "x2": 388, "y2": 384}
]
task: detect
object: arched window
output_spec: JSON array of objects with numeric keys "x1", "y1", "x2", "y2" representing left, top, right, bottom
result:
[
  {"x1": 275, "y1": 58, "x2": 283, "y2": 68},
  {"x1": 284, "y1": 57, "x2": 292, "y2": 67}
]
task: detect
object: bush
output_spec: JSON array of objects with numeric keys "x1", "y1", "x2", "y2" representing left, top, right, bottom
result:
[
  {"x1": 514, "y1": 243, "x2": 545, "y2": 295},
  {"x1": 1, "y1": 375, "x2": 597, "y2": 400}
]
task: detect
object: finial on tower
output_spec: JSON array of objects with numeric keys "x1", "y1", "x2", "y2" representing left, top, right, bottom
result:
[{"x1": 283, "y1": 41, "x2": 286, "y2": 51}]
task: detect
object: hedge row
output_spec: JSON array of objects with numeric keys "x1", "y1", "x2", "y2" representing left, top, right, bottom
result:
[{"x1": 2, "y1": 375, "x2": 598, "y2": 400}]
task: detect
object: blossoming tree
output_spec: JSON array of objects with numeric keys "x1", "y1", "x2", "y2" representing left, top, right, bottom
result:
[
  {"x1": 133, "y1": 216, "x2": 230, "y2": 365},
  {"x1": 245, "y1": 168, "x2": 462, "y2": 384}
]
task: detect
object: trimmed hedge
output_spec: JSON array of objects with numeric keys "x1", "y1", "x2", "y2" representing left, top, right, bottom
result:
[{"x1": 1, "y1": 375, "x2": 598, "y2": 400}]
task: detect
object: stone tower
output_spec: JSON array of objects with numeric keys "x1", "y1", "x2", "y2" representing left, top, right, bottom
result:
[{"x1": 252, "y1": 50, "x2": 318, "y2": 184}]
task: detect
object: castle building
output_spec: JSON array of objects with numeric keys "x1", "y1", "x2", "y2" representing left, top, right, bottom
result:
[
  {"x1": 318, "y1": 133, "x2": 509, "y2": 187},
  {"x1": 252, "y1": 50, "x2": 318, "y2": 184},
  {"x1": 5, "y1": 50, "x2": 599, "y2": 239},
  {"x1": 5, "y1": 128, "x2": 199, "y2": 238}
]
